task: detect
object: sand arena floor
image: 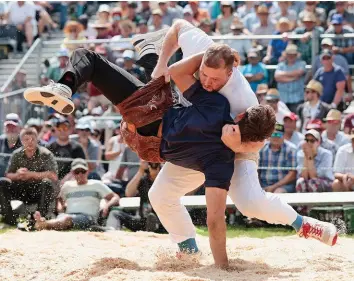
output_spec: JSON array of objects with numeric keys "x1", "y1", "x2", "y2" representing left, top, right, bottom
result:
[{"x1": 0, "y1": 230, "x2": 353, "y2": 281}]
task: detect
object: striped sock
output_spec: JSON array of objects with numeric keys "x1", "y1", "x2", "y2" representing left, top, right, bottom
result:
[
  {"x1": 291, "y1": 215, "x2": 303, "y2": 232},
  {"x1": 178, "y1": 238, "x2": 199, "y2": 253}
]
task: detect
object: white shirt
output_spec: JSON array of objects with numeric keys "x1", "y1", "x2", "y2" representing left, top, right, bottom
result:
[
  {"x1": 60, "y1": 180, "x2": 112, "y2": 219},
  {"x1": 333, "y1": 143, "x2": 354, "y2": 174},
  {"x1": 8, "y1": 2, "x2": 37, "y2": 36},
  {"x1": 178, "y1": 26, "x2": 258, "y2": 118}
]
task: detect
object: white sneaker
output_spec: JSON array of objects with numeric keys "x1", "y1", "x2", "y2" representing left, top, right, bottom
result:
[
  {"x1": 24, "y1": 81, "x2": 74, "y2": 115},
  {"x1": 298, "y1": 216, "x2": 338, "y2": 246},
  {"x1": 131, "y1": 28, "x2": 169, "y2": 60}
]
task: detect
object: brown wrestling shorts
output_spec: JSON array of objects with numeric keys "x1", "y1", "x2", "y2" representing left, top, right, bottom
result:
[{"x1": 117, "y1": 77, "x2": 174, "y2": 163}]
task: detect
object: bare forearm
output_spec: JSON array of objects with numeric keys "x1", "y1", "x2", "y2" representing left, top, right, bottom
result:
[
  {"x1": 105, "y1": 150, "x2": 121, "y2": 160},
  {"x1": 347, "y1": 76, "x2": 353, "y2": 93},
  {"x1": 125, "y1": 170, "x2": 143, "y2": 197},
  {"x1": 335, "y1": 173, "x2": 345, "y2": 181},
  {"x1": 300, "y1": 159, "x2": 309, "y2": 179},
  {"x1": 156, "y1": 20, "x2": 184, "y2": 66},
  {"x1": 5, "y1": 173, "x2": 19, "y2": 181},
  {"x1": 333, "y1": 89, "x2": 344, "y2": 105},
  {"x1": 307, "y1": 159, "x2": 317, "y2": 178},
  {"x1": 29, "y1": 171, "x2": 58, "y2": 181},
  {"x1": 105, "y1": 195, "x2": 120, "y2": 209}
]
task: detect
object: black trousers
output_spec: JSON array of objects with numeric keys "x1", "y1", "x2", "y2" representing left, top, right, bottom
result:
[
  {"x1": 58, "y1": 48, "x2": 160, "y2": 136},
  {"x1": 0, "y1": 178, "x2": 54, "y2": 225},
  {"x1": 106, "y1": 209, "x2": 146, "y2": 231}
]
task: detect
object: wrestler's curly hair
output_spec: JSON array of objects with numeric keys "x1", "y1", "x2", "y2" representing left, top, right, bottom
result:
[{"x1": 238, "y1": 105, "x2": 276, "y2": 142}]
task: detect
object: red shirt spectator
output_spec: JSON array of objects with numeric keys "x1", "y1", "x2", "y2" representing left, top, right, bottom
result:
[{"x1": 344, "y1": 113, "x2": 354, "y2": 134}]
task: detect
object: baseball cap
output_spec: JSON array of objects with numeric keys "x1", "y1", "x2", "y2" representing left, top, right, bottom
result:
[
  {"x1": 183, "y1": 6, "x2": 193, "y2": 15},
  {"x1": 285, "y1": 44, "x2": 298, "y2": 55},
  {"x1": 98, "y1": 4, "x2": 110, "y2": 13},
  {"x1": 256, "y1": 84, "x2": 268, "y2": 95},
  {"x1": 305, "y1": 119, "x2": 323, "y2": 130},
  {"x1": 57, "y1": 49, "x2": 69, "y2": 58},
  {"x1": 324, "y1": 109, "x2": 341, "y2": 121},
  {"x1": 302, "y1": 12, "x2": 317, "y2": 22},
  {"x1": 123, "y1": 49, "x2": 135, "y2": 60},
  {"x1": 321, "y1": 38, "x2": 334, "y2": 46},
  {"x1": 331, "y1": 13, "x2": 343, "y2": 25},
  {"x1": 71, "y1": 158, "x2": 88, "y2": 171},
  {"x1": 152, "y1": 9, "x2": 163, "y2": 16},
  {"x1": 265, "y1": 88, "x2": 280, "y2": 101},
  {"x1": 305, "y1": 129, "x2": 321, "y2": 141},
  {"x1": 284, "y1": 112, "x2": 298, "y2": 121},
  {"x1": 4, "y1": 113, "x2": 22, "y2": 127},
  {"x1": 277, "y1": 17, "x2": 291, "y2": 28},
  {"x1": 306, "y1": 80, "x2": 323, "y2": 96},
  {"x1": 247, "y1": 50, "x2": 258, "y2": 58},
  {"x1": 271, "y1": 123, "x2": 284, "y2": 138},
  {"x1": 320, "y1": 49, "x2": 333, "y2": 59},
  {"x1": 55, "y1": 116, "x2": 70, "y2": 127},
  {"x1": 76, "y1": 118, "x2": 93, "y2": 131}
]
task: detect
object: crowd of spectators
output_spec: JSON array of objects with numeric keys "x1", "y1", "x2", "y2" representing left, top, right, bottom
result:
[{"x1": 1, "y1": 1, "x2": 354, "y2": 230}]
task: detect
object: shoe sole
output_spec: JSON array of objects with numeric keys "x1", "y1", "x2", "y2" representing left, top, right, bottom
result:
[
  {"x1": 24, "y1": 87, "x2": 75, "y2": 115},
  {"x1": 131, "y1": 28, "x2": 169, "y2": 52}
]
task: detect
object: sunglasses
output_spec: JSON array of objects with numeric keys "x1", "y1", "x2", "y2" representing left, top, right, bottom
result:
[
  {"x1": 305, "y1": 89, "x2": 317, "y2": 94},
  {"x1": 271, "y1": 132, "x2": 284, "y2": 138},
  {"x1": 305, "y1": 138, "x2": 317, "y2": 144},
  {"x1": 266, "y1": 100, "x2": 278, "y2": 104},
  {"x1": 73, "y1": 169, "x2": 87, "y2": 175},
  {"x1": 56, "y1": 125, "x2": 70, "y2": 132},
  {"x1": 78, "y1": 128, "x2": 91, "y2": 132}
]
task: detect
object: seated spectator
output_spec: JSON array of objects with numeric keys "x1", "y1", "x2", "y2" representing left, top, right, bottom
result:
[
  {"x1": 272, "y1": 1, "x2": 297, "y2": 30},
  {"x1": 41, "y1": 49, "x2": 69, "y2": 85},
  {"x1": 0, "y1": 1, "x2": 6, "y2": 24},
  {"x1": 137, "y1": 19, "x2": 148, "y2": 34},
  {"x1": 313, "y1": 49, "x2": 346, "y2": 108},
  {"x1": 102, "y1": 124, "x2": 126, "y2": 184},
  {"x1": 275, "y1": 44, "x2": 306, "y2": 113},
  {"x1": 298, "y1": 1, "x2": 327, "y2": 27},
  {"x1": 92, "y1": 23, "x2": 111, "y2": 40},
  {"x1": 72, "y1": 118, "x2": 100, "y2": 179},
  {"x1": 106, "y1": 161, "x2": 161, "y2": 232},
  {"x1": 215, "y1": 1, "x2": 236, "y2": 35},
  {"x1": 343, "y1": 112, "x2": 354, "y2": 134},
  {"x1": 283, "y1": 113, "x2": 305, "y2": 146},
  {"x1": 78, "y1": 14, "x2": 97, "y2": 39},
  {"x1": 61, "y1": 21, "x2": 86, "y2": 54},
  {"x1": 327, "y1": 2, "x2": 354, "y2": 27},
  {"x1": 0, "y1": 114, "x2": 22, "y2": 177},
  {"x1": 120, "y1": 49, "x2": 146, "y2": 82},
  {"x1": 322, "y1": 109, "x2": 350, "y2": 148},
  {"x1": 149, "y1": 9, "x2": 169, "y2": 32},
  {"x1": 223, "y1": 19, "x2": 252, "y2": 64},
  {"x1": 187, "y1": 1, "x2": 210, "y2": 24},
  {"x1": 96, "y1": 4, "x2": 111, "y2": 24},
  {"x1": 156, "y1": 1, "x2": 180, "y2": 26},
  {"x1": 296, "y1": 129, "x2": 334, "y2": 193},
  {"x1": 10, "y1": 69, "x2": 27, "y2": 91},
  {"x1": 263, "y1": 17, "x2": 291, "y2": 65},
  {"x1": 258, "y1": 123, "x2": 297, "y2": 193},
  {"x1": 332, "y1": 134, "x2": 354, "y2": 191},
  {"x1": 242, "y1": 2, "x2": 260, "y2": 32},
  {"x1": 108, "y1": 8, "x2": 122, "y2": 37},
  {"x1": 252, "y1": 5, "x2": 276, "y2": 49},
  {"x1": 169, "y1": 1, "x2": 183, "y2": 18},
  {"x1": 7, "y1": 1, "x2": 37, "y2": 52},
  {"x1": 111, "y1": 20, "x2": 135, "y2": 53},
  {"x1": 265, "y1": 88, "x2": 291, "y2": 124},
  {"x1": 33, "y1": 158, "x2": 119, "y2": 231},
  {"x1": 242, "y1": 50, "x2": 268, "y2": 93},
  {"x1": 198, "y1": 18, "x2": 217, "y2": 36},
  {"x1": 297, "y1": 80, "x2": 331, "y2": 133},
  {"x1": 325, "y1": 13, "x2": 354, "y2": 64},
  {"x1": 116, "y1": 147, "x2": 140, "y2": 183},
  {"x1": 0, "y1": 128, "x2": 57, "y2": 225},
  {"x1": 183, "y1": 6, "x2": 198, "y2": 26},
  {"x1": 125, "y1": 1, "x2": 142, "y2": 25},
  {"x1": 139, "y1": 1, "x2": 152, "y2": 21},
  {"x1": 293, "y1": 12, "x2": 324, "y2": 64},
  {"x1": 256, "y1": 84, "x2": 268, "y2": 105},
  {"x1": 47, "y1": 117, "x2": 86, "y2": 182}
]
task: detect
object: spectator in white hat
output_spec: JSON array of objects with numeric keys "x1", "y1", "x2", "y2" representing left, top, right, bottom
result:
[
  {"x1": 121, "y1": 49, "x2": 146, "y2": 82},
  {"x1": 0, "y1": 113, "x2": 23, "y2": 177},
  {"x1": 322, "y1": 109, "x2": 350, "y2": 150},
  {"x1": 296, "y1": 129, "x2": 334, "y2": 193},
  {"x1": 149, "y1": 9, "x2": 169, "y2": 32}
]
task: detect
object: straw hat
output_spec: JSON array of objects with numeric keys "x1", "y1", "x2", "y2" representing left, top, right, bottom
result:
[
  {"x1": 302, "y1": 12, "x2": 317, "y2": 22},
  {"x1": 276, "y1": 17, "x2": 291, "y2": 30},
  {"x1": 306, "y1": 80, "x2": 323, "y2": 96},
  {"x1": 256, "y1": 5, "x2": 269, "y2": 14},
  {"x1": 265, "y1": 88, "x2": 280, "y2": 101},
  {"x1": 63, "y1": 21, "x2": 84, "y2": 34},
  {"x1": 256, "y1": 84, "x2": 269, "y2": 95},
  {"x1": 284, "y1": 44, "x2": 298, "y2": 55},
  {"x1": 324, "y1": 109, "x2": 342, "y2": 121}
]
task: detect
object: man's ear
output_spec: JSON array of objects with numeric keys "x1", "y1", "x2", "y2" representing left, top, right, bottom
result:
[
  {"x1": 233, "y1": 50, "x2": 241, "y2": 68},
  {"x1": 234, "y1": 112, "x2": 246, "y2": 123}
]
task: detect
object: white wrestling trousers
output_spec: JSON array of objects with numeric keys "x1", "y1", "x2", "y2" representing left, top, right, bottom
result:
[{"x1": 149, "y1": 160, "x2": 297, "y2": 243}]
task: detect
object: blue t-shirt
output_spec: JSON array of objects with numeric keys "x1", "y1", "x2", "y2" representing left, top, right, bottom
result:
[
  {"x1": 160, "y1": 81, "x2": 235, "y2": 190},
  {"x1": 241, "y1": 63, "x2": 268, "y2": 92},
  {"x1": 269, "y1": 31, "x2": 288, "y2": 61},
  {"x1": 314, "y1": 65, "x2": 346, "y2": 104}
]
